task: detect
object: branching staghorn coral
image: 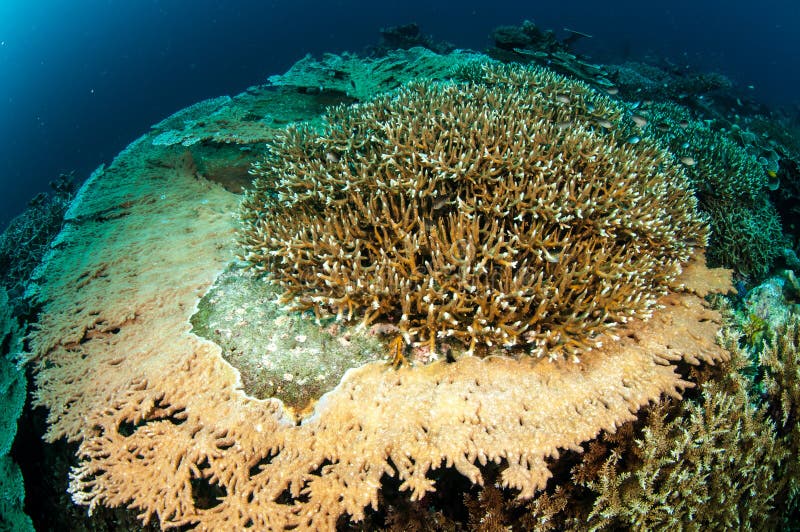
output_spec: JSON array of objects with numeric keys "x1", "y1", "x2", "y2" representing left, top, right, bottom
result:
[
  {"x1": 240, "y1": 65, "x2": 708, "y2": 360},
  {"x1": 459, "y1": 333, "x2": 793, "y2": 531},
  {"x1": 761, "y1": 311, "x2": 800, "y2": 511}
]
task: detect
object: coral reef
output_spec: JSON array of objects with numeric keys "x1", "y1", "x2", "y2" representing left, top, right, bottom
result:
[
  {"x1": 760, "y1": 312, "x2": 800, "y2": 509},
  {"x1": 268, "y1": 47, "x2": 486, "y2": 101},
  {"x1": 25, "y1": 58, "x2": 731, "y2": 529},
  {"x1": 575, "y1": 366, "x2": 784, "y2": 529},
  {"x1": 150, "y1": 85, "x2": 353, "y2": 193},
  {"x1": 703, "y1": 194, "x2": 783, "y2": 278},
  {"x1": 733, "y1": 114, "x2": 800, "y2": 261},
  {"x1": 0, "y1": 288, "x2": 34, "y2": 531},
  {"x1": 629, "y1": 101, "x2": 783, "y2": 278},
  {"x1": 455, "y1": 326, "x2": 799, "y2": 531},
  {"x1": 366, "y1": 23, "x2": 454, "y2": 57},
  {"x1": 0, "y1": 174, "x2": 75, "y2": 302},
  {"x1": 489, "y1": 20, "x2": 569, "y2": 56},
  {"x1": 240, "y1": 64, "x2": 707, "y2": 359},
  {"x1": 487, "y1": 21, "x2": 615, "y2": 90},
  {"x1": 0, "y1": 291, "x2": 25, "y2": 458},
  {"x1": 605, "y1": 61, "x2": 733, "y2": 103}
]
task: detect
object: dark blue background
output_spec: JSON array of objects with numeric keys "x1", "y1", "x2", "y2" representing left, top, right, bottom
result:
[{"x1": 1, "y1": 0, "x2": 798, "y2": 228}]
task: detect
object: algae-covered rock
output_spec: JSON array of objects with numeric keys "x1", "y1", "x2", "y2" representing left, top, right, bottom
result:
[{"x1": 268, "y1": 47, "x2": 487, "y2": 101}]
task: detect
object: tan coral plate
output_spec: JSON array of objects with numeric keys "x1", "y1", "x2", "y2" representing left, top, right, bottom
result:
[{"x1": 27, "y1": 99, "x2": 731, "y2": 530}]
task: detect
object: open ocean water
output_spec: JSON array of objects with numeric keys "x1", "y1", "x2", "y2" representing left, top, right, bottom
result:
[{"x1": 1, "y1": 0, "x2": 798, "y2": 228}]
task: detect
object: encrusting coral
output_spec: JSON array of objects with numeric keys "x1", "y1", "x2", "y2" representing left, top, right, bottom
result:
[
  {"x1": 240, "y1": 64, "x2": 708, "y2": 360},
  {"x1": 26, "y1": 59, "x2": 732, "y2": 530}
]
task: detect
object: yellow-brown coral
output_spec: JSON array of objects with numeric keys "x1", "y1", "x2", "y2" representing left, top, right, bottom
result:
[
  {"x1": 240, "y1": 65, "x2": 708, "y2": 360},
  {"x1": 499, "y1": 327, "x2": 795, "y2": 531},
  {"x1": 26, "y1": 64, "x2": 730, "y2": 530}
]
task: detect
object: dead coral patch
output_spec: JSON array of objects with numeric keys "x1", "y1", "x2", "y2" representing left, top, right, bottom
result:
[{"x1": 191, "y1": 265, "x2": 386, "y2": 414}]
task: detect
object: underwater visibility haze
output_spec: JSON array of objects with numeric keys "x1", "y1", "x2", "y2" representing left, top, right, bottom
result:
[
  {"x1": 1, "y1": 0, "x2": 799, "y2": 227},
  {"x1": 1, "y1": 1, "x2": 800, "y2": 530}
]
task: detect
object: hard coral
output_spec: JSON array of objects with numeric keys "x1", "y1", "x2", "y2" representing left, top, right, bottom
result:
[
  {"x1": 240, "y1": 65, "x2": 708, "y2": 359},
  {"x1": 504, "y1": 323, "x2": 799, "y2": 531},
  {"x1": 27, "y1": 58, "x2": 731, "y2": 530},
  {"x1": 639, "y1": 101, "x2": 783, "y2": 277}
]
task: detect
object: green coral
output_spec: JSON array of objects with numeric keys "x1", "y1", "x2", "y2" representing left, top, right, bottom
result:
[
  {"x1": 637, "y1": 102, "x2": 782, "y2": 277},
  {"x1": 0, "y1": 456, "x2": 34, "y2": 532},
  {"x1": 740, "y1": 312, "x2": 769, "y2": 350},
  {"x1": 703, "y1": 194, "x2": 783, "y2": 278},
  {"x1": 0, "y1": 288, "x2": 33, "y2": 532}
]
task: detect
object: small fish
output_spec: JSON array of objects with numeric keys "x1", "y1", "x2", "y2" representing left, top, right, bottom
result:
[
  {"x1": 680, "y1": 156, "x2": 696, "y2": 166},
  {"x1": 597, "y1": 119, "x2": 613, "y2": 129},
  {"x1": 542, "y1": 249, "x2": 560, "y2": 263},
  {"x1": 432, "y1": 197, "x2": 451, "y2": 210},
  {"x1": 678, "y1": 120, "x2": 690, "y2": 129},
  {"x1": 556, "y1": 94, "x2": 571, "y2": 104},
  {"x1": 656, "y1": 122, "x2": 670, "y2": 132},
  {"x1": 631, "y1": 114, "x2": 647, "y2": 127},
  {"x1": 605, "y1": 87, "x2": 619, "y2": 95},
  {"x1": 627, "y1": 136, "x2": 641, "y2": 144},
  {"x1": 681, "y1": 142, "x2": 690, "y2": 149},
  {"x1": 556, "y1": 120, "x2": 573, "y2": 131},
  {"x1": 325, "y1": 151, "x2": 340, "y2": 163}
]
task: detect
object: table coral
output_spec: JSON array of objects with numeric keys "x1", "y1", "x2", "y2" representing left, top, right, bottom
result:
[{"x1": 27, "y1": 62, "x2": 730, "y2": 530}]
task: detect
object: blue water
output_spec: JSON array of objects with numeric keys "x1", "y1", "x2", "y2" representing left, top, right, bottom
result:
[{"x1": 1, "y1": 0, "x2": 798, "y2": 228}]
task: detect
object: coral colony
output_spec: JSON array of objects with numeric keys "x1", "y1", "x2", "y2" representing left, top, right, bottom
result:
[
  {"x1": 9, "y1": 30, "x2": 799, "y2": 530},
  {"x1": 240, "y1": 65, "x2": 706, "y2": 363}
]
